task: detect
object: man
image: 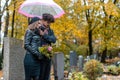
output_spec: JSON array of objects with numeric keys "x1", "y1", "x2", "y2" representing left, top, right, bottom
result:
[{"x1": 39, "y1": 13, "x2": 56, "y2": 80}]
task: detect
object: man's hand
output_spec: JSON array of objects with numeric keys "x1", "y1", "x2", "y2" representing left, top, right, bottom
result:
[
  {"x1": 39, "y1": 29, "x2": 45, "y2": 36},
  {"x1": 39, "y1": 29, "x2": 48, "y2": 36}
]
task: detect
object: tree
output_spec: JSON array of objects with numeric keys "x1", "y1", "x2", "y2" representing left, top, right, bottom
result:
[
  {"x1": 99, "y1": 0, "x2": 120, "y2": 62},
  {"x1": 8, "y1": 0, "x2": 27, "y2": 38},
  {"x1": 0, "y1": 0, "x2": 11, "y2": 37},
  {"x1": 11, "y1": 0, "x2": 16, "y2": 37},
  {"x1": 52, "y1": 0, "x2": 88, "y2": 54},
  {"x1": 5, "y1": 0, "x2": 120, "y2": 58},
  {"x1": 4, "y1": 0, "x2": 10, "y2": 37}
]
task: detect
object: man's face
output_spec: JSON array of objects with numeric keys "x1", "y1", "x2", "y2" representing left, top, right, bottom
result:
[{"x1": 43, "y1": 21, "x2": 51, "y2": 28}]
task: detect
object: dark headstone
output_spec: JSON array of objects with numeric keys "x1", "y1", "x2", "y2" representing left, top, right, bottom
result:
[
  {"x1": 69, "y1": 51, "x2": 77, "y2": 67},
  {"x1": 52, "y1": 52, "x2": 64, "y2": 80},
  {"x1": 3, "y1": 37, "x2": 25, "y2": 80},
  {"x1": 89, "y1": 54, "x2": 94, "y2": 59}
]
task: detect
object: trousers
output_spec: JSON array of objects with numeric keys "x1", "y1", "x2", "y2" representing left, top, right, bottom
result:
[{"x1": 39, "y1": 58, "x2": 51, "y2": 80}]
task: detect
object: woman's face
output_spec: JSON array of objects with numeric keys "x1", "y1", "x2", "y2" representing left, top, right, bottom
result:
[{"x1": 36, "y1": 20, "x2": 41, "y2": 28}]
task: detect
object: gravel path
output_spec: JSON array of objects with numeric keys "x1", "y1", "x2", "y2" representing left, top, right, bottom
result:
[{"x1": 101, "y1": 75, "x2": 120, "y2": 80}]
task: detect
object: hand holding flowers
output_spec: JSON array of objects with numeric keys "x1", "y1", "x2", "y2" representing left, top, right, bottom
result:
[{"x1": 38, "y1": 46, "x2": 53, "y2": 59}]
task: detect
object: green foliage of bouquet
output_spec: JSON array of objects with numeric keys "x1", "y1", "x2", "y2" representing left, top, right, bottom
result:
[{"x1": 38, "y1": 46, "x2": 53, "y2": 59}]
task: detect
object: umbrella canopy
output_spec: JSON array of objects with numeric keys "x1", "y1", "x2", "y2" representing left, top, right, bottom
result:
[{"x1": 18, "y1": 0, "x2": 65, "y2": 18}]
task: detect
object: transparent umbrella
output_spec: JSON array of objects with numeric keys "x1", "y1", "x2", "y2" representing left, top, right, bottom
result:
[{"x1": 18, "y1": 0, "x2": 65, "y2": 18}]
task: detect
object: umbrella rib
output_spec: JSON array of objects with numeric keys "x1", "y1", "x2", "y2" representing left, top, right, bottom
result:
[{"x1": 50, "y1": 6, "x2": 58, "y2": 15}]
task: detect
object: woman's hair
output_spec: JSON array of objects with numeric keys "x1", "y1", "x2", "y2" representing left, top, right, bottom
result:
[
  {"x1": 29, "y1": 17, "x2": 40, "y2": 25},
  {"x1": 42, "y1": 13, "x2": 55, "y2": 23},
  {"x1": 28, "y1": 17, "x2": 41, "y2": 30}
]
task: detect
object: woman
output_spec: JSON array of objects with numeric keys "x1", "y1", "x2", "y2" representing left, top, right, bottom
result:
[{"x1": 23, "y1": 17, "x2": 42, "y2": 80}]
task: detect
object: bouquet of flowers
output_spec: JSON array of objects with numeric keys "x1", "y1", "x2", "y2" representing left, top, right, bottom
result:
[{"x1": 38, "y1": 46, "x2": 53, "y2": 59}]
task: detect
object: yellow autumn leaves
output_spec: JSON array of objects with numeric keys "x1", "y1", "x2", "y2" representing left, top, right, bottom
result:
[
  {"x1": 6, "y1": 0, "x2": 120, "y2": 55},
  {"x1": 105, "y1": 2, "x2": 120, "y2": 17}
]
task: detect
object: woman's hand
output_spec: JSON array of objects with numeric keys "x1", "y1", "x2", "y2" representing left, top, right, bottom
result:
[
  {"x1": 28, "y1": 21, "x2": 42, "y2": 30},
  {"x1": 28, "y1": 21, "x2": 38, "y2": 30}
]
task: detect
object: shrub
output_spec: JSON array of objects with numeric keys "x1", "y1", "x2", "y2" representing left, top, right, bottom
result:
[
  {"x1": 117, "y1": 66, "x2": 120, "y2": 74},
  {"x1": 84, "y1": 59, "x2": 103, "y2": 80},
  {"x1": 68, "y1": 71, "x2": 88, "y2": 80},
  {"x1": 64, "y1": 55, "x2": 70, "y2": 70},
  {"x1": 107, "y1": 65, "x2": 119, "y2": 75}
]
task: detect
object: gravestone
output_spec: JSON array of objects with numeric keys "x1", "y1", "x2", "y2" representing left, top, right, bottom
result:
[
  {"x1": 90, "y1": 53, "x2": 98, "y2": 60},
  {"x1": 118, "y1": 53, "x2": 120, "y2": 58},
  {"x1": 69, "y1": 51, "x2": 77, "y2": 67},
  {"x1": 86, "y1": 56, "x2": 90, "y2": 61},
  {"x1": 84, "y1": 56, "x2": 90, "y2": 63},
  {"x1": 69, "y1": 51, "x2": 77, "y2": 72},
  {"x1": 78, "y1": 55, "x2": 84, "y2": 71},
  {"x1": 52, "y1": 52, "x2": 64, "y2": 80},
  {"x1": 3, "y1": 37, "x2": 25, "y2": 80}
]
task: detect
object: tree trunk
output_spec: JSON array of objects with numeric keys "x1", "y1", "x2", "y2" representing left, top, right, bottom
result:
[
  {"x1": 0, "y1": 15, "x2": 1, "y2": 31},
  {"x1": 0, "y1": 0, "x2": 2, "y2": 31},
  {"x1": 101, "y1": 47, "x2": 107, "y2": 63},
  {"x1": 109, "y1": 52, "x2": 112, "y2": 59},
  {"x1": 4, "y1": 7, "x2": 9, "y2": 37},
  {"x1": 0, "y1": 14, "x2": 1, "y2": 44},
  {"x1": 11, "y1": 1, "x2": 16, "y2": 37},
  {"x1": 28, "y1": 17, "x2": 31, "y2": 24},
  {"x1": 88, "y1": 29, "x2": 93, "y2": 55}
]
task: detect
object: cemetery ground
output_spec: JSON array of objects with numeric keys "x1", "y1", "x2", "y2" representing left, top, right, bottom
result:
[
  {"x1": 0, "y1": 71, "x2": 2, "y2": 79},
  {"x1": 55, "y1": 57, "x2": 120, "y2": 80},
  {"x1": 1, "y1": 58, "x2": 120, "y2": 80},
  {"x1": 50, "y1": 64, "x2": 120, "y2": 80},
  {"x1": 0, "y1": 64, "x2": 120, "y2": 80}
]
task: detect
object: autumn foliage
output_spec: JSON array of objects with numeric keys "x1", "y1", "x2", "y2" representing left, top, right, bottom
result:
[{"x1": 2, "y1": 0, "x2": 120, "y2": 55}]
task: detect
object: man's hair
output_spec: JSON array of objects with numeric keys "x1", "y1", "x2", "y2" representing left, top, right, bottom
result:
[{"x1": 42, "y1": 13, "x2": 55, "y2": 23}]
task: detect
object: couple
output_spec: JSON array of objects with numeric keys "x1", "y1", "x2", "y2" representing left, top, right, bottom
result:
[{"x1": 23, "y1": 13, "x2": 56, "y2": 80}]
